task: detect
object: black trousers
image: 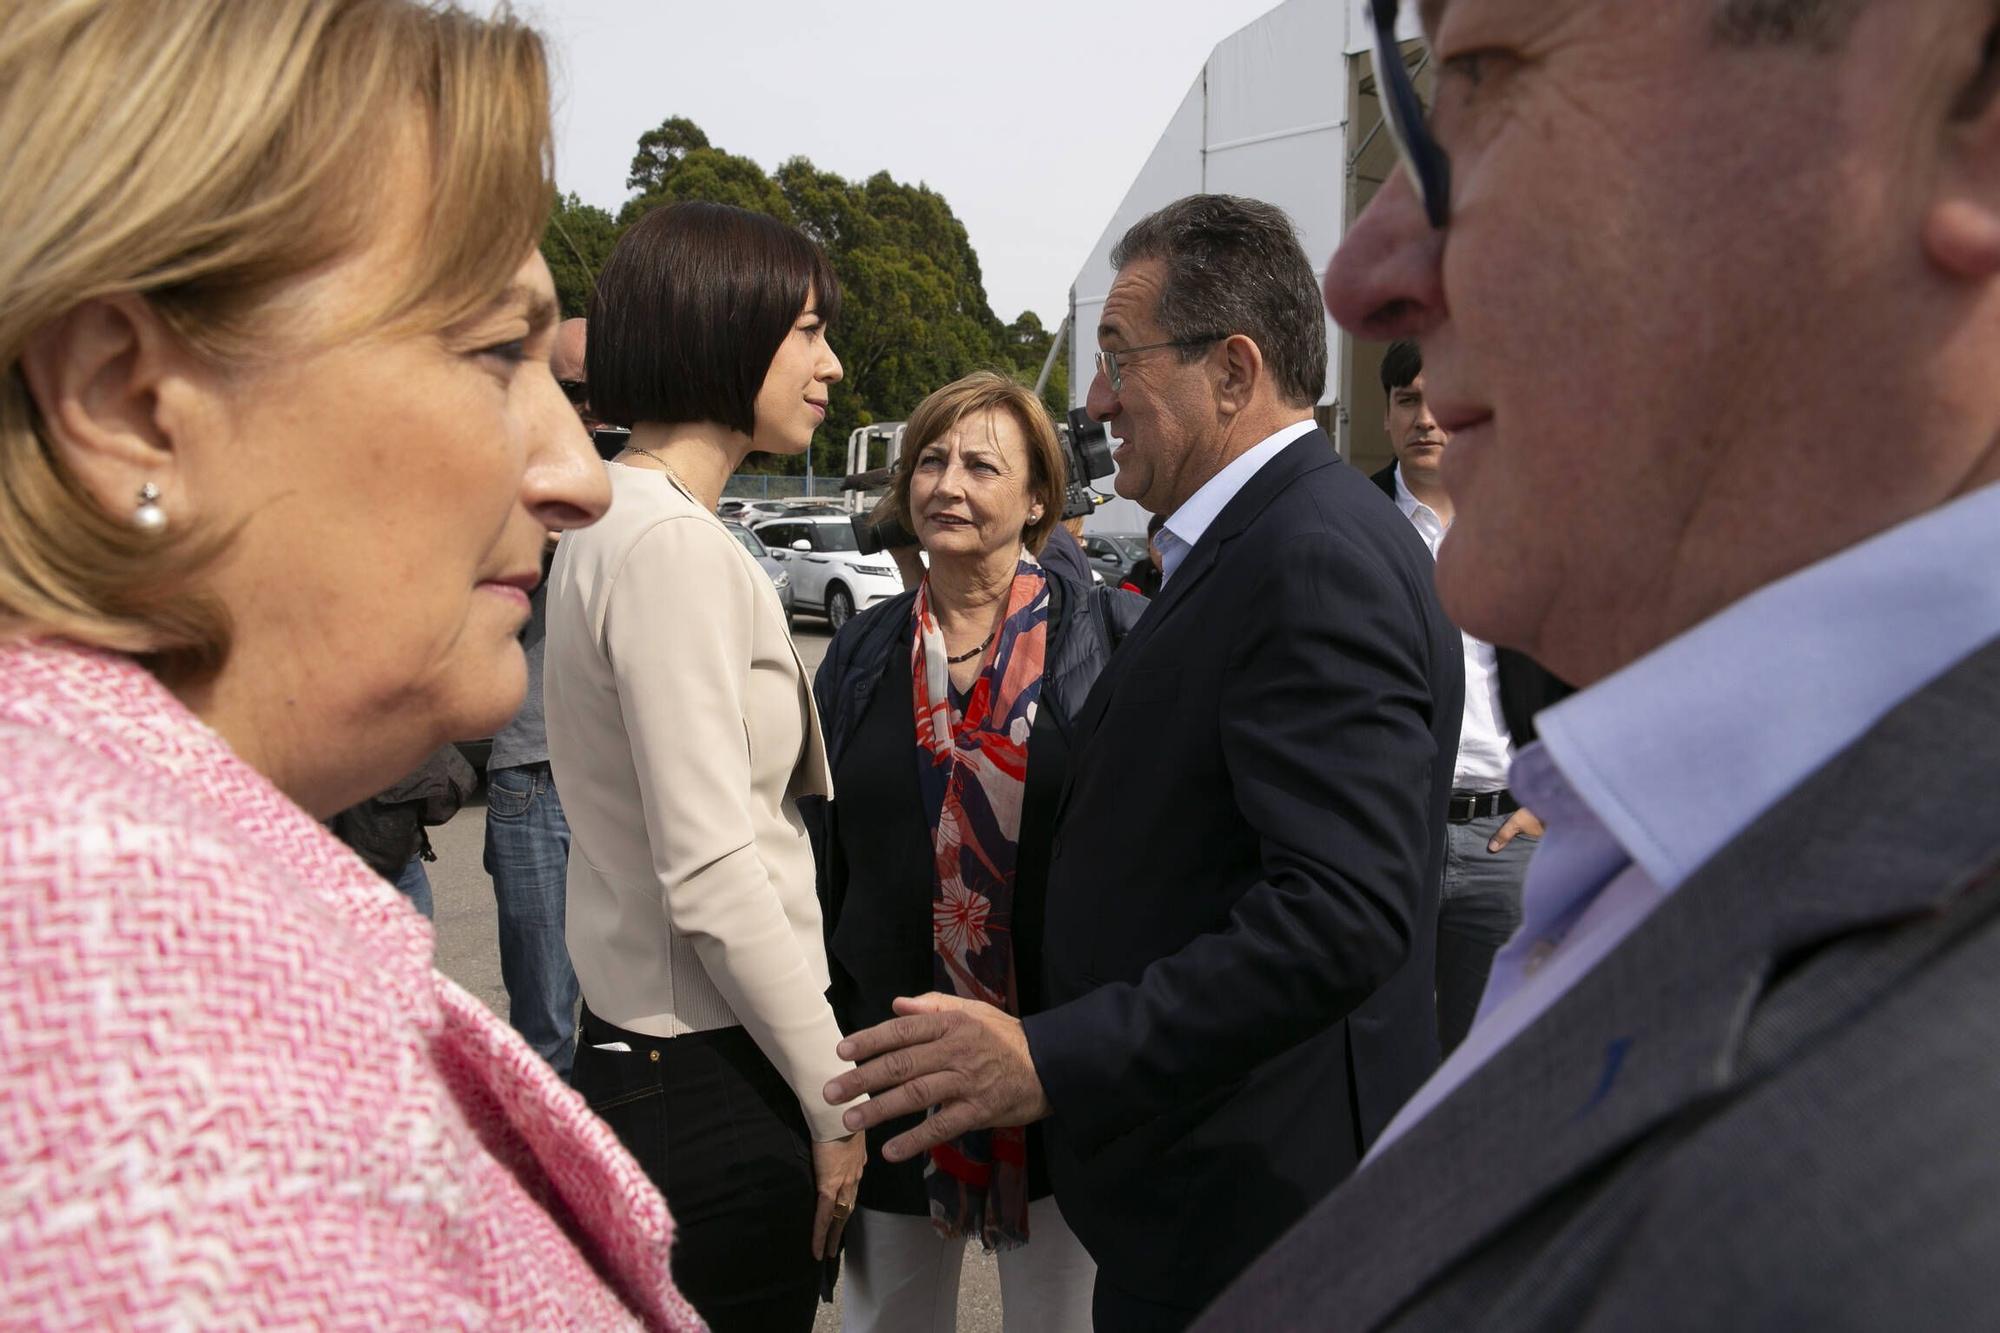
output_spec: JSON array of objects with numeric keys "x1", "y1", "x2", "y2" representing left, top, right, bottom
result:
[{"x1": 573, "y1": 1008, "x2": 818, "y2": 1333}]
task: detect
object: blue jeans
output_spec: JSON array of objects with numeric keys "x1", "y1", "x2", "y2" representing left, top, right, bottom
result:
[
  {"x1": 392, "y1": 853, "x2": 434, "y2": 919},
  {"x1": 483, "y1": 762, "x2": 580, "y2": 1079},
  {"x1": 1436, "y1": 811, "x2": 1538, "y2": 1055}
]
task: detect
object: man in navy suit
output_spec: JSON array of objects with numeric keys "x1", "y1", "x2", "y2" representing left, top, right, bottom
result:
[{"x1": 826, "y1": 194, "x2": 1463, "y2": 1330}]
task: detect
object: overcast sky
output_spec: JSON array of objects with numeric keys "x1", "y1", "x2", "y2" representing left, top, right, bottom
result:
[{"x1": 517, "y1": 0, "x2": 1283, "y2": 329}]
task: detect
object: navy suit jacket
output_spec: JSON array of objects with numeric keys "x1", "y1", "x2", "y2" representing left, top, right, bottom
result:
[{"x1": 1022, "y1": 430, "x2": 1464, "y2": 1313}]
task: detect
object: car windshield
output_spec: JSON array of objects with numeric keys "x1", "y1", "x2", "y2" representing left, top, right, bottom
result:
[
  {"x1": 814, "y1": 522, "x2": 859, "y2": 552},
  {"x1": 1103, "y1": 535, "x2": 1149, "y2": 562},
  {"x1": 728, "y1": 526, "x2": 766, "y2": 557}
]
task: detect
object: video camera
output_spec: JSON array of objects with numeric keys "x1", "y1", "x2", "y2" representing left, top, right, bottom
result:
[
  {"x1": 849, "y1": 407, "x2": 1117, "y2": 555},
  {"x1": 1061, "y1": 407, "x2": 1116, "y2": 521}
]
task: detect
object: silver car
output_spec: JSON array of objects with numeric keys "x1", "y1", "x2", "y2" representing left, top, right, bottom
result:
[
  {"x1": 724, "y1": 521, "x2": 795, "y2": 626},
  {"x1": 718, "y1": 498, "x2": 791, "y2": 524}
]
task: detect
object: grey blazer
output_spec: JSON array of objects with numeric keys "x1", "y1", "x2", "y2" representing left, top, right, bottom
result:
[{"x1": 1198, "y1": 635, "x2": 2000, "y2": 1332}]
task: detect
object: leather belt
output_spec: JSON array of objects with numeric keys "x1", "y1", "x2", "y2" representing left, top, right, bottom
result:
[{"x1": 1447, "y1": 789, "x2": 1519, "y2": 823}]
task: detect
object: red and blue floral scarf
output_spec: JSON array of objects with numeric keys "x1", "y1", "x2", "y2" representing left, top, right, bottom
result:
[{"x1": 910, "y1": 556, "x2": 1050, "y2": 1250}]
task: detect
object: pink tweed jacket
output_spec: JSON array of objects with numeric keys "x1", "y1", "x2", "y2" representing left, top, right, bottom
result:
[{"x1": 0, "y1": 639, "x2": 705, "y2": 1330}]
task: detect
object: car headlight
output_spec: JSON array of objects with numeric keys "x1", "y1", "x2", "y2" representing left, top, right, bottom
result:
[
  {"x1": 853, "y1": 562, "x2": 896, "y2": 578},
  {"x1": 770, "y1": 570, "x2": 790, "y2": 589}
]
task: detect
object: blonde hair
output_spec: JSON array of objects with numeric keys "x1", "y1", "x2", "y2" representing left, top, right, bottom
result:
[
  {"x1": 0, "y1": 0, "x2": 553, "y2": 676},
  {"x1": 892, "y1": 371, "x2": 1068, "y2": 557}
]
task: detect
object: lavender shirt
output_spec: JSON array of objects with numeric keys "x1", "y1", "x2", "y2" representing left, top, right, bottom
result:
[{"x1": 1370, "y1": 480, "x2": 2000, "y2": 1160}]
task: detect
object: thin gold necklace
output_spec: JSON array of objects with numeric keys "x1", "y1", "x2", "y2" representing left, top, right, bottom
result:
[{"x1": 619, "y1": 446, "x2": 694, "y2": 497}]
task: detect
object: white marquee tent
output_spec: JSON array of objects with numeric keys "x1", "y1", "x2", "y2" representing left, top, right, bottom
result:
[{"x1": 1070, "y1": 0, "x2": 1427, "y2": 533}]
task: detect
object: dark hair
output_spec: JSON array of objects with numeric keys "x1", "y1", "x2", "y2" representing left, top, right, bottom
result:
[
  {"x1": 1380, "y1": 339, "x2": 1423, "y2": 395},
  {"x1": 587, "y1": 201, "x2": 841, "y2": 434},
  {"x1": 1108, "y1": 194, "x2": 1327, "y2": 409},
  {"x1": 1146, "y1": 511, "x2": 1166, "y2": 539}
]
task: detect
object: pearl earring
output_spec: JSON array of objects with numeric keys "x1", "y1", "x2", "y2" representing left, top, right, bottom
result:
[{"x1": 132, "y1": 483, "x2": 166, "y2": 534}]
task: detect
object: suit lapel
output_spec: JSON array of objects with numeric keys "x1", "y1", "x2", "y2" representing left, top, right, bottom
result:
[
  {"x1": 1064, "y1": 537, "x2": 1218, "y2": 750},
  {"x1": 1217, "y1": 635, "x2": 2000, "y2": 1331},
  {"x1": 1063, "y1": 432, "x2": 1339, "y2": 754}
]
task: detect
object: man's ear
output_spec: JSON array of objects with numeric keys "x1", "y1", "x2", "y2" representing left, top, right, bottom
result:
[
  {"x1": 16, "y1": 295, "x2": 207, "y2": 528},
  {"x1": 1924, "y1": 16, "x2": 2000, "y2": 280},
  {"x1": 1211, "y1": 332, "x2": 1266, "y2": 416}
]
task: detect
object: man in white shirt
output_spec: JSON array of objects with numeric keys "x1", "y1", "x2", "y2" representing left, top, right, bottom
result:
[
  {"x1": 1370, "y1": 338, "x2": 1571, "y2": 1053},
  {"x1": 1198, "y1": 1, "x2": 2000, "y2": 1329}
]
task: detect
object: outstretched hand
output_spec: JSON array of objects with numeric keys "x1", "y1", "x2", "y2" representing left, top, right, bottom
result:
[{"x1": 822, "y1": 993, "x2": 1052, "y2": 1163}]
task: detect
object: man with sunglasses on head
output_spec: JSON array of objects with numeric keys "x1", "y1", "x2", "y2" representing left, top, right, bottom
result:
[
  {"x1": 1202, "y1": 2, "x2": 2000, "y2": 1330},
  {"x1": 476, "y1": 316, "x2": 588, "y2": 1079},
  {"x1": 825, "y1": 193, "x2": 1464, "y2": 1332}
]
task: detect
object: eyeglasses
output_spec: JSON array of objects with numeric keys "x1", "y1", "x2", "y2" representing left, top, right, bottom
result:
[
  {"x1": 557, "y1": 378, "x2": 589, "y2": 406},
  {"x1": 1371, "y1": 0, "x2": 1451, "y2": 229},
  {"x1": 1093, "y1": 334, "x2": 1226, "y2": 394}
]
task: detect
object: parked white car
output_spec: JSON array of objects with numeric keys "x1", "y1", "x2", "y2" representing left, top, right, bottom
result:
[{"x1": 749, "y1": 514, "x2": 906, "y2": 631}]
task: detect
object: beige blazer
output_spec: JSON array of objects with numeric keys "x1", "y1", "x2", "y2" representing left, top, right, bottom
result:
[{"x1": 545, "y1": 463, "x2": 850, "y2": 1140}]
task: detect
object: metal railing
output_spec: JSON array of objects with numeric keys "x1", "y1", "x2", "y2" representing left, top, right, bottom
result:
[{"x1": 720, "y1": 474, "x2": 850, "y2": 501}]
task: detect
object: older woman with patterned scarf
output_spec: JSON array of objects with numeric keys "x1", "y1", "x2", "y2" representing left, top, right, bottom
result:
[{"x1": 805, "y1": 371, "x2": 1145, "y2": 1332}]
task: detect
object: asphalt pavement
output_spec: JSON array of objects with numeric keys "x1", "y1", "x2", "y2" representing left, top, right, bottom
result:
[{"x1": 426, "y1": 623, "x2": 1008, "y2": 1332}]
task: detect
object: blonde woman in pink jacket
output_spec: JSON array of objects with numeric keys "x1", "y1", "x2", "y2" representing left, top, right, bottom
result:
[{"x1": 0, "y1": 2, "x2": 701, "y2": 1327}]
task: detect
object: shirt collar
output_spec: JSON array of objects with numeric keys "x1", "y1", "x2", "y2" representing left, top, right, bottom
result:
[
  {"x1": 1157, "y1": 419, "x2": 1316, "y2": 584},
  {"x1": 1391, "y1": 463, "x2": 1435, "y2": 522},
  {"x1": 1392, "y1": 463, "x2": 1446, "y2": 555},
  {"x1": 1531, "y1": 480, "x2": 2000, "y2": 891}
]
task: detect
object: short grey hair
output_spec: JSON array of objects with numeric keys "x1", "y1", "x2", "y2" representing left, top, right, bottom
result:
[{"x1": 1108, "y1": 194, "x2": 1327, "y2": 410}]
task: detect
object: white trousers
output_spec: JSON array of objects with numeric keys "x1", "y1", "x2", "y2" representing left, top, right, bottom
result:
[{"x1": 840, "y1": 1195, "x2": 1096, "y2": 1333}]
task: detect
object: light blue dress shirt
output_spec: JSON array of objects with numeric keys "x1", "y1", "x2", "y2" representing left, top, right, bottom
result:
[
  {"x1": 1153, "y1": 419, "x2": 1318, "y2": 585},
  {"x1": 1369, "y1": 479, "x2": 2000, "y2": 1160}
]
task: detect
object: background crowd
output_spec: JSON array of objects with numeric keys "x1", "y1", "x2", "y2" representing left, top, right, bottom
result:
[{"x1": 5, "y1": 1, "x2": 2000, "y2": 1331}]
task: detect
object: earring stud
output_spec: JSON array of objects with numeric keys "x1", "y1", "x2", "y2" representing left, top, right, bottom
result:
[{"x1": 132, "y1": 483, "x2": 166, "y2": 534}]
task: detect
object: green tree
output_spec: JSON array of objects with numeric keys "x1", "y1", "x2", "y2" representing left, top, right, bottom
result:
[
  {"x1": 619, "y1": 116, "x2": 793, "y2": 226},
  {"x1": 620, "y1": 147, "x2": 795, "y2": 226},
  {"x1": 775, "y1": 156, "x2": 875, "y2": 255},
  {"x1": 540, "y1": 192, "x2": 618, "y2": 318},
  {"x1": 624, "y1": 116, "x2": 710, "y2": 196},
  {"x1": 1001, "y1": 310, "x2": 1071, "y2": 424}
]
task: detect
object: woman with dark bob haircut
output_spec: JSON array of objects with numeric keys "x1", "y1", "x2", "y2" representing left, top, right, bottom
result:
[
  {"x1": 0, "y1": 0, "x2": 701, "y2": 1326},
  {"x1": 545, "y1": 200, "x2": 862, "y2": 1332},
  {"x1": 804, "y1": 371, "x2": 1147, "y2": 1331}
]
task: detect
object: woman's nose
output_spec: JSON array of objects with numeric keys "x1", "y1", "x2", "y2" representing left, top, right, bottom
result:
[{"x1": 524, "y1": 372, "x2": 610, "y2": 532}]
